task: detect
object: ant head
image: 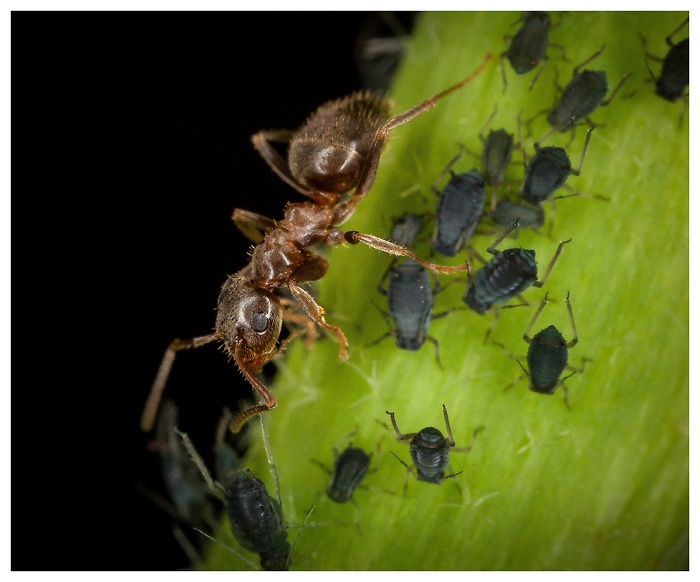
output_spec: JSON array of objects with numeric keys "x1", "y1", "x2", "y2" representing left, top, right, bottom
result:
[{"x1": 215, "y1": 273, "x2": 282, "y2": 362}]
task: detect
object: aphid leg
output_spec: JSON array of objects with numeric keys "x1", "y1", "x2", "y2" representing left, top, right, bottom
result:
[
  {"x1": 572, "y1": 44, "x2": 606, "y2": 76},
  {"x1": 141, "y1": 333, "x2": 219, "y2": 432},
  {"x1": 522, "y1": 292, "x2": 550, "y2": 343},
  {"x1": 431, "y1": 143, "x2": 466, "y2": 197},
  {"x1": 492, "y1": 341, "x2": 527, "y2": 393},
  {"x1": 385, "y1": 410, "x2": 417, "y2": 441},
  {"x1": 564, "y1": 291, "x2": 578, "y2": 348},
  {"x1": 389, "y1": 450, "x2": 414, "y2": 497},
  {"x1": 425, "y1": 336, "x2": 443, "y2": 370},
  {"x1": 487, "y1": 218, "x2": 520, "y2": 255},
  {"x1": 533, "y1": 238, "x2": 572, "y2": 288}
]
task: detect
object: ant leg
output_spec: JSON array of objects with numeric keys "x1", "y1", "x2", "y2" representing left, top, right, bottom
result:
[
  {"x1": 345, "y1": 53, "x2": 495, "y2": 209},
  {"x1": 140, "y1": 333, "x2": 219, "y2": 432},
  {"x1": 232, "y1": 208, "x2": 277, "y2": 244},
  {"x1": 345, "y1": 231, "x2": 469, "y2": 274},
  {"x1": 278, "y1": 298, "x2": 321, "y2": 350},
  {"x1": 228, "y1": 346, "x2": 279, "y2": 433},
  {"x1": 287, "y1": 280, "x2": 349, "y2": 361},
  {"x1": 251, "y1": 129, "x2": 334, "y2": 205}
]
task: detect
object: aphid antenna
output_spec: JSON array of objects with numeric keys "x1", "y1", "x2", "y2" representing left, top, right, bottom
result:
[
  {"x1": 193, "y1": 527, "x2": 260, "y2": 570},
  {"x1": 176, "y1": 429, "x2": 225, "y2": 500},
  {"x1": 258, "y1": 411, "x2": 281, "y2": 506}
]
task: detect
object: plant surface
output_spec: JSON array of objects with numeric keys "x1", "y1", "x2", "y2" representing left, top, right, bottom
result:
[{"x1": 201, "y1": 11, "x2": 689, "y2": 570}]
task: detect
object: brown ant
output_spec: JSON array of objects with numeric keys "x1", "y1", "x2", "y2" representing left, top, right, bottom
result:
[{"x1": 141, "y1": 53, "x2": 494, "y2": 435}]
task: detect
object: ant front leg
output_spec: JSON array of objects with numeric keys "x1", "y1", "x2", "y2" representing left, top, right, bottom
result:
[
  {"x1": 345, "y1": 231, "x2": 469, "y2": 275},
  {"x1": 287, "y1": 279, "x2": 349, "y2": 361},
  {"x1": 140, "y1": 333, "x2": 220, "y2": 432},
  {"x1": 229, "y1": 344, "x2": 280, "y2": 434}
]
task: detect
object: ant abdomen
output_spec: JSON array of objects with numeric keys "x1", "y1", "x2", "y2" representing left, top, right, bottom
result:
[{"x1": 288, "y1": 91, "x2": 391, "y2": 194}]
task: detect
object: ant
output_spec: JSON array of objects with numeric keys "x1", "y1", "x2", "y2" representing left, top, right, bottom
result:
[{"x1": 141, "y1": 54, "x2": 494, "y2": 436}]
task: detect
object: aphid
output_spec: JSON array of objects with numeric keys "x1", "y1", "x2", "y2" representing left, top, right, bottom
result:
[
  {"x1": 430, "y1": 146, "x2": 486, "y2": 257},
  {"x1": 370, "y1": 258, "x2": 448, "y2": 366},
  {"x1": 180, "y1": 414, "x2": 307, "y2": 571},
  {"x1": 388, "y1": 212, "x2": 424, "y2": 248},
  {"x1": 477, "y1": 106, "x2": 515, "y2": 213},
  {"x1": 547, "y1": 44, "x2": 631, "y2": 132},
  {"x1": 519, "y1": 123, "x2": 595, "y2": 206},
  {"x1": 643, "y1": 17, "x2": 689, "y2": 103},
  {"x1": 318, "y1": 445, "x2": 372, "y2": 504},
  {"x1": 463, "y1": 219, "x2": 571, "y2": 315},
  {"x1": 141, "y1": 55, "x2": 493, "y2": 435},
  {"x1": 503, "y1": 292, "x2": 586, "y2": 409},
  {"x1": 213, "y1": 407, "x2": 241, "y2": 490},
  {"x1": 386, "y1": 404, "x2": 481, "y2": 486},
  {"x1": 500, "y1": 12, "x2": 552, "y2": 92},
  {"x1": 490, "y1": 200, "x2": 545, "y2": 232},
  {"x1": 224, "y1": 469, "x2": 291, "y2": 571},
  {"x1": 354, "y1": 12, "x2": 412, "y2": 93},
  {"x1": 152, "y1": 399, "x2": 218, "y2": 530}
]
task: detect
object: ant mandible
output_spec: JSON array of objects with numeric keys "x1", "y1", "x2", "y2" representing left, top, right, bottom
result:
[{"x1": 141, "y1": 53, "x2": 494, "y2": 435}]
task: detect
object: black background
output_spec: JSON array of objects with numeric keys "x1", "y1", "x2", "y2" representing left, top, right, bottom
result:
[{"x1": 11, "y1": 11, "x2": 416, "y2": 571}]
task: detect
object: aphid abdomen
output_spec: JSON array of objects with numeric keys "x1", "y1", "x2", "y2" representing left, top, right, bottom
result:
[
  {"x1": 327, "y1": 447, "x2": 371, "y2": 503},
  {"x1": 410, "y1": 427, "x2": 450, "y2": 483},
  {"x1": 520, "y1": 147, "x2": 571, "y2": 204},
  {"x1": 225, "y1": 470, "x2": 290, "y2": 570},
  {"x1": 464, "y1": 248, "x2": 538, "y2": 314},
  {"x1": 387, "y1": 260, "x2": 433, "y2": 350},
  {"x1": 549, "y1": 70, "x2": 607, "y2": 128},
  {"x1": 527, "y1": 325, "x2": 569, "y2": 393},
  {"x1": 433, "y1": 170, "x2": 486, "y2": 256}
]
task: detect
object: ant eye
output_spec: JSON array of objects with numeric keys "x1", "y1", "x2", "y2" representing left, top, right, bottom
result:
[{"x1": 251, "y1": 312, "x2": 269, "y2": 333}]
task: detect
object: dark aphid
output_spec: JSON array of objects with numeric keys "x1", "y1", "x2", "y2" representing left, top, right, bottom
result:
[
  {"x1": 388, "y1": 212, "x2": 424, "y2": 248},
  {"x1": 522, "y1": 291, "x2": 580, "y2": 398},
  {"x1": 354, "y1": 12, "x2": 413, "y2": 93},
  {"x1": 548, "y1": 45, "x2": 631, "y2": 132},
  {"x1": 370, "y1": 258, "x2": 445, "y2": 366},
  {"x1": 153, "y1": 399, "x2": 218, "y2": 530},
  {"x1": 501, "y1": 12, "x2": 552, "y2": 92},
  {"x1": 431, "y1": 147, "x2": 486, "y2": 256},
  {"x1": 180, "y1": 414, "x2": 308, "y2": 571},
  {"x1": 323, "y1": 445, "x2": 372, "y2": 503},
  {"x1": 213, "y1": 407, "x2": 241, "y2": 490},
  {"x1": 224, "y1": 469, "x2": 291, "y2": 571},
  {"x1": 463, "y1": 219, "x2": 570, "y2": 315},
  {"x1": 491, "y1": 200, "x2": 545, "y2": 232},
  {"x1": 498, "y1": 291, "x2": 586, "y2": 409},
  {"x1": 520, "y1": 123, "x2": 595, "y2": 205},
  {"x1": 386, "y1": 404, "x2": 480, "y2": 486},
  {"x1": 644, "y1": 17, "x2": 689, "y2": 102},
  {"x1": 477, "y1": 106, "x2": 515, "y2": 213}
]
